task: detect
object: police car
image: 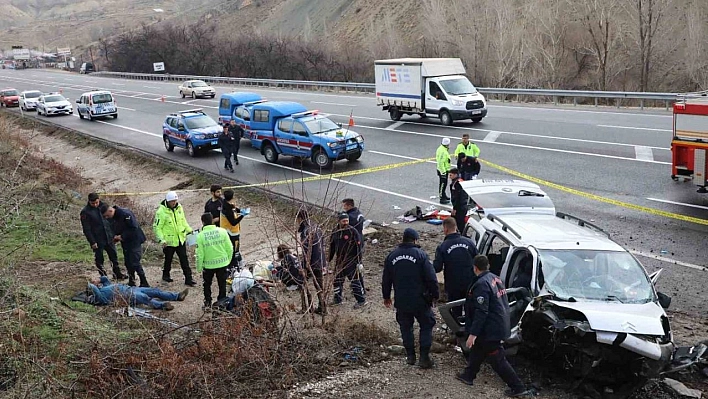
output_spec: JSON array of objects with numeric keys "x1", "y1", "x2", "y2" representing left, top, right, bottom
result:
[
  {"x1": 76, "y1": 90, "x2": 118, "y2": 120},
  {"x1": 36, "y1": 93, "x2": 73, "y2": 116},
  {"x1": 162, "y1": 109, "x2": 222, "y2": 157}
]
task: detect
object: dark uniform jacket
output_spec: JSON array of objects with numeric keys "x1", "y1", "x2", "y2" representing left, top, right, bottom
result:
[
  {"x1": 328, "y1": 225, "x2": 362, "y2": 269},
  {"x1": 80, "y1": 201, "x2": 113, "y2": 246},
  {"x1": 108, "y1": 206, "x2": 146, "y2": 247},
  {"x1": 204, "y1": 198, "x2": 223, "y2": 227},
  {"x1": 382, "y1": 243, "x2": 439, "y2": 313},
  {"x1": 450, "y1": 178, "x2": 469, "y2": 210},
  {"x1": 433, "y1": 233, "x2": 478, "y2": 295},
  {"x1": 279, "y1": 253, "x2": 304, "y2": 286},
  {"x1": 228, "y1": 124, "x2": 243, "y2": 149},
  {"x1": 346, "y1": 207, "x2": 365, "y2": 238},
  {"x1": 465, "y1": 271, "x2": 511, "y2": 341},
  {"x1": 218, "y1": 130, "x2": 238, "y2": 152},
  {"x1": 457, "y1": 156, "x2": 477, "y2": 176},
  {"x1": 298, "y1": 220, "x2": 327, "y2": 271}
]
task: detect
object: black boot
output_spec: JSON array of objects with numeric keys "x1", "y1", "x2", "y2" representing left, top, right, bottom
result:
[
  {"x1": 96, "y1": 265, "x2": 108, "y2": 277},
  {"x1": 112, "y1": 263, "x2": 127, "y2": 280},
  {"x1": 162, "y1": 272, "x2": 173, "y2": 283},
  {"x1": 418, "y1": 347, "x2": 434, "y2": 369},
  {"x1": 127, "y1": 275, "x2": 136, "y2": 287},
  {"x1": 138, "y1": 274, "x2": 150, "y2": 288},
  {"x1": 406, "y1": 348, "x2": 417, "y2": 366}
]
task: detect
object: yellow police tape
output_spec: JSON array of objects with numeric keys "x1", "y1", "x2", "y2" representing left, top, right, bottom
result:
[
  {"x1": 99, "y1": 156, "x2": 435, "y2": 197},
  {"x1": 480, "y1": 159, "x2": 708, "y2": 226}
]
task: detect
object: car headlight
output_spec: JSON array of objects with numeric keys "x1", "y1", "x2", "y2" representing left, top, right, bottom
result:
[
  {"x1": 355, "y1": 135, "x2": 364, "y2": 143},
  {"x1": 328, "y1": 141, "x2": 344, "y2": 148},
  {"x1": 452, "y1": 99, "x2": 464, "y2": 107},
  {"x1": 195, "y1": 134, "x2": 205, "y2": 139}
]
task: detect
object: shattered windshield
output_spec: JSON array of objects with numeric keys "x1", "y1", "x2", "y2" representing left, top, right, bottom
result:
[
  {"x1": 539, "y1": 250, "x2": 655, "y2": 304},
  {"x1": 439, "y1": 78, "x2": 477, "y2": 96},
  {"x1": 303, "y1": 116, "x2": 340, "y2": 134}
]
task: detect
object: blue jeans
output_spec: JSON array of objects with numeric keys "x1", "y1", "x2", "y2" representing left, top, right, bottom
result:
[{"x1": 126, "y1": 287, "x2": 178, "y2": 309}]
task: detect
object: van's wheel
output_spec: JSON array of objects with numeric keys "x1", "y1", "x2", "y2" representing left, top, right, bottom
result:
[
  {"x1": 187, "y1": 141, "x2": 196, "y2": 157},
  {"x1": 389, "y1": 107, "x2": 402, "y2": 121},
  {"x1": 440, "y1": 110, "x2": 453, "y2": 126},
  {"x1": 312, "y1": 148, "x2": 333, "y2": 169},
  {"x1": 346, "y1": 152, "x2": 362, "y2": 162},
  {"x1": 471, "y1": 117, "x2": 482, "y2": 123},
  {"x1": 263, "y1": 143, "x2": 279, "y2": 163},
  {"x1": 164, "y1": 136, "x2": 174, "y2": 152},
  {"x1": 419, "y1": 113, "x2": 426, "y2": 118}
]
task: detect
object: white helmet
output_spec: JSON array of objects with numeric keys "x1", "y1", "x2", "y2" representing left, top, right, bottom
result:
[
  {"x1": 166, "y1": 191, "x2": 179, "y2": 201},
  {"x1": 441, "y1": 137, "x2": 451, "y2": 146}
]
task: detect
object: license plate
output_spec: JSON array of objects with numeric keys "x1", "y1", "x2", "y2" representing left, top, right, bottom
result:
[
  {"x1": 471, "y1": 110, "x2": 482, "y2": 115},
  {"x1": 211, "y1": 140, "x2": 218, "y2": 145}
]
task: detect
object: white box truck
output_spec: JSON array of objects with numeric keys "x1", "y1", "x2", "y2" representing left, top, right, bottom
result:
[{"x1": 375, "y1": 58, "x2": 487, "y2": 125}]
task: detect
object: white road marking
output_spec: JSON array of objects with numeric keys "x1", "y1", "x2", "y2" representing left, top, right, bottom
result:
[
  {"x1": 144, "y1": 86, "x2": 159, "y2": 89},
  {"x1": 635, "y1": 146, "x2": 654, "y2": 161},
  {"x1": 490, "y1": 104, "x2": 672, "y2": 118},
  {"x1": 117, "y1": 106, "x2": 136, "y2": 111},
  {"x1": 181, "y1": 100, "x2": 198, "y2": 105},
  {"x1": 646, "y1": 197, "x2": 708, "y2": 211},
  {"x1": 598, "y1": 124, "x2": 672, "y2": 132},
  {"x1": 483, "y1": 131, "x2": 502, "y2": 142},
  {"x1": 112, "y1": 83, "x2": 125, "y2": 86},
  {"x1": 326, "y1": 113, "x2": 671, "y2": 151},
  {"x1": 311, "y1": 101, "x2": 357, "y2": 107},
  {"x1": 629, "y1": 250, "x2": 707, "y2": 272},
  {"x1": 385, "y1": 121, "x2": 405, "y2": 131}
]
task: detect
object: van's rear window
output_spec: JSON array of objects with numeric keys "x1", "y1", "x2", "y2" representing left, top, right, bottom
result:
[{"x1": 92, "y1": 94, "x2": 113, "y2": 104}]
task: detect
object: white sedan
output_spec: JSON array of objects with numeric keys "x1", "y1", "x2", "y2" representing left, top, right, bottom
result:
[
  {"x1": 179, "y1": 80, "x2": 215, "y2": 99},
  {"x1": 19, "y1": 90, "x2": 42, "y2": 111},
  {"x1": 36, "y1": 93, "x2": 73, "y2": 116}
]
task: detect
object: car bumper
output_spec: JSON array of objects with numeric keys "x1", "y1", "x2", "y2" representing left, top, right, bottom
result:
[
  {"x1": 24, "y1": 104, "x2": 37, "y2": 110},
  {"x1": 89, "y1": 111, "x2": 117, "y2": 118},
  {"x1": 451, "y1": 108, "x2": 487, "y2": 120},
  {"x1": 332, "y1": 145, "x2": 364, "y2": 160},
  {"x1": 4, "y1": 101, "x2": 19, "y2": 107},
  {"x1": 193, "y1": 139, "x2": 221, "y2": 149},
  {"x1": 195, "y1": 92, "x2": 215, "y2": 97},
  {"x1": 45, "y1": 108, "x2": 72, "y2": 115}
]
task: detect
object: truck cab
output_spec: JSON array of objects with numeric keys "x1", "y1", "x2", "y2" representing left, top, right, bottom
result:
[
  {"x1": 218, "y1": 92, "x2": 263, "y2": 126},
  {"x1": 247, "y1": 102, "x2": 365, "y2": 169},
  {"x1": 375, "y1": 58, "x2": 487, "y2": 126},
  {"x1": 671, "y1": 93, "x2": 708, "y2": 193}
]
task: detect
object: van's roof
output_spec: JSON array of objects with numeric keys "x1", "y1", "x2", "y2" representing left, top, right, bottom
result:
[
  {"x1": 81, "y1": 90, "x2": 112, "y2": 95},
  {"x1": 480, "y1": 213, "x2": 623, "y2": 252},
  {"x1": 219, "y1": 92, "x2": 262, "y2": 106},
  {"x1": 252, "y1": 101, "x2": 307, "y2": 116}
]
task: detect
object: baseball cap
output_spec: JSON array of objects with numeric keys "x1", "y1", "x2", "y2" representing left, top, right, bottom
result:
[
  {"x1": 337, "y1": 212, "x2": 349, "y2": 221},
  {"x1": 166, "y1": 191, "x2": 179, "y2": 201},
  {"x1": 403, "y1": 228, "x2": 419, "y2": 241},
  {"x1": 441, "y1": 137, "x2": 450, "y2": 146}
]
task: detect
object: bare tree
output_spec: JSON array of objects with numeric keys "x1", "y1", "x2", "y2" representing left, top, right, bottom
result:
[
  {"x1": 685, "y1": 0, "x2": 708, "y2": 90},
  {"x1": 622, "y1": 0, "x2": 670, "y2": 91}
]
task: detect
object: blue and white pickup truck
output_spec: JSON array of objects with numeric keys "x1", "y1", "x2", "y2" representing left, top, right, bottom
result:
[
  {"x1": 242, "y1": 101, "x2": 365, "y2": 169},
  {"x1": 217, "y1": 91, "x2": 263, "y2": 126}
]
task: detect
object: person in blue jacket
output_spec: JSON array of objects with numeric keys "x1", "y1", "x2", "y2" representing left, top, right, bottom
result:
[
  {"x1": 100, "y1": 204, "x2": 150, "y2": 288},
  {"x1": 382, "y1": 228, "x2": 439, "y2": 369},
  {"x1": 456, "y1": 255, "x2": 534, "y2": 397},
  {"x1": 88, "y1": 276, "x2": 187, "y2": 310},
  {"x1": 433, "y1": 217, "x2": 477, "y2": 319}
]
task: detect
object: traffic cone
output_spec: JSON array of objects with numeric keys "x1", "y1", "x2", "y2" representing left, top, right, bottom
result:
[
  {"x1": 161, "y1": 95, "x2": 165, "y2": 102},
  {"x1": 59, "y1": 88, "x2": 63, "y2": 94},
  {"x1": 348, "y1": 113, "x2": 355, "y2": 127}
]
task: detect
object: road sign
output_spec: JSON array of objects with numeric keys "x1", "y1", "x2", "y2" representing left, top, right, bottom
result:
[
  {"x1": 153, "y1": 62, "x2": 165, "y2": 72},
  {"x1": 12, "y1": 48, "x2": 30, "y2": 60},
  {"x1": 57, "y1": 47, "x2": 71, "y2": 56}
]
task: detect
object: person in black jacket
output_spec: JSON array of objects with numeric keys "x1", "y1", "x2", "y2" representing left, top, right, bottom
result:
[
  {"x1": 297, "y1": 209, "x2": 327, "y2": 315},
  {"x1": 204, "y1": 184, "x2": 223, "y2": 227},
  {"x1": 218, "y1": 125, "x2": 236, "y2": 172},
  {"x1": 457, "y1": 153, "x2": 480, "y2": 181},
  {"x1": 456, "y1": 255, "x2": 532, "y2": 397},
  {"x1": 276, "y1": 244, "x2": 311, "y2": 313},
  {"x1": 329, "y1": 213, "x2": 366, "y2": 308},
  {"x1": 80, "y1": 193, "x2": 126, "y2": 279},
  {"x1": 100, "y1": 204, "x2": 150, "y2": 288},
  {"x1": 382, "y1": 228, "x2": 439, "y2": 369},
  {"x1": 220, "y1": 189, "x2": 245, "y2": 272},
  {"x1": 433, "y1": 217, "x2": 477, "y2": 319},
  {"x1": 342, "y1": 198, "x2": 367, "y2": 292},
  {"x1": 448, "y1": 167, "x2": 469, "y2": 233},
  {"x1": 228, "y1": 119, "x2": 243, "y2": 165}
]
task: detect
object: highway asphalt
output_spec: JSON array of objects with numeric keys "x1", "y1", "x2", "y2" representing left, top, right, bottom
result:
[{"x1": 1, "y1": 68, "x2": 706, "y2": 317}]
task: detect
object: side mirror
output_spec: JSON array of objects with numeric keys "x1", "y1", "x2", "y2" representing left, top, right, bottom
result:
[
  {"x1": 337, "y1": 123, "x2": 343, "y2": 128},
  {"x1": 657, "y1": 292, "x2": 671, "y2": 309},
  {"x1": 76, "y1": 99, "x2": 80, "y2": 104}
]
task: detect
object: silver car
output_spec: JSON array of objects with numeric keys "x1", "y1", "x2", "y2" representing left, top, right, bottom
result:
[
  {"x1": 179, "y1": 80, "x2": 216, "y2": 99},
  {"x1": 36, "y1": 93, "x2": 73, "y2": 116},
  {"x1": 19, "y1": 90, "x2": 42, "y2": 111}
]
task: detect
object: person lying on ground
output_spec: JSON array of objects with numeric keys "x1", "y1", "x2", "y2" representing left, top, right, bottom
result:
[{"x1": 87, "y1": 276, "x2": 188, "y2": 310}]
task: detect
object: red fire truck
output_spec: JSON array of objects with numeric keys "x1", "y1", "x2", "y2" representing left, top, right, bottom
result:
[{"x1": 672, "y1": 92, "x2": 708, "y2": 193}]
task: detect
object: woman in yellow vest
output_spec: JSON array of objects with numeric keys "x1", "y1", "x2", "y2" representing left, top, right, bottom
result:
[{"x1": 220, "y1": 189, "x2": 245, "y2": 270}]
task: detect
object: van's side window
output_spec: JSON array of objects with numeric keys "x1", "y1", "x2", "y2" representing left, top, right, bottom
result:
[
  {"x1": 220, "y1": 98, "x2": 229, "y2": 109},
  {"x1": 253, "y1": 110, "x2": 269, "y2": 122}
]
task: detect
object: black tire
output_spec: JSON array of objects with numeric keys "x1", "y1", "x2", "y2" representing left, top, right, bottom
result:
[
  {"x1": 389, "y1": 107, "x2": 402, "y2": 121},
  {"x1": 419, "y1": 113, "x2": 426, "y2": 118},
  {"x1": 192, "y1": 91, "x2": 196, "y2": 99},
  {"x1": 346, "y1": 152, "x2": 362, "y2": 162},
  {"x1": 210, "y1": 95, "x2": 215, "y2": 99},
  {"x1": 471, "y1": 117, "x2": 482, "y2": 123},
  {"x1": 78, "y1": 110, "x2": 84, "y2": 119},
  {"x1": 263, "y1": 143, "x2": 279, "y2": 163},
  {"x1": 440, "y1": 110, "x2": 453, "y2": 126},
  {"x1": 113, "y1": 113, "x2": 118, "y2": 119},
  {"x1": 164, "y1": 136, "x2": 174, "y2": 152},
  {"x1": 187, "y1": 141, "x2": 196, "y2": 157},
  {"x1": 181, "y1": 91, "x2": 185, "y2": 99},
  {"x1": 312, "y1": 148, "x2": 333, "y2": 169}
]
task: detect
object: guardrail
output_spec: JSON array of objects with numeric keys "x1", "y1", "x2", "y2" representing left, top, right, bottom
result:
[{"x1": 91, "y1": 71, "x2": 683, "y2": 109}]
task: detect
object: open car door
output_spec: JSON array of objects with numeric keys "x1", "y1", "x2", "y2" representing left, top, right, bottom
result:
[{"x1": 461, "y1": 179, "x2": 556, "y2": 218}]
